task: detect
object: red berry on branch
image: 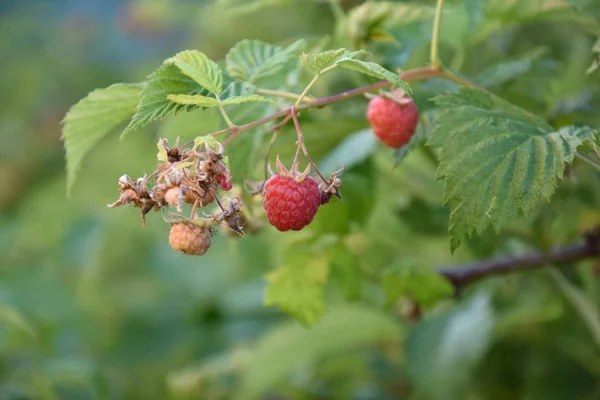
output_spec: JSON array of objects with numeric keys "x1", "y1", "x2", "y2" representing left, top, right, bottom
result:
[
  {"x1": 263, "y1": 175, "x2": 321, "y2": 231},
  {"x1": 367, "y1": 95, "x2": 419, "y2": 149}
]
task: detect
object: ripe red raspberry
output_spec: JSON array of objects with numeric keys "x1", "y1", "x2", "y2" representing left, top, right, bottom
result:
[
  {"x1": 263, "y1": 175, "x2": 321, "y2": 231},
  {"x1": 367, "y1": 95, "x2": 419, "y2": 149},
  {"x1": 169, "y1": 222, "x2": 211, "y2": 255}
]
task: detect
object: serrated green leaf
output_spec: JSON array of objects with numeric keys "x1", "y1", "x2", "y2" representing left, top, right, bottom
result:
[
  {"x1": 264, "y1": 255, "x2": 329, "y2": 326},
  {"x1": 121, "y1": 65, "x2": 209, "y2": 139},
  {"x1": 239, "y1": 305, "x2": 403, "y2": 399},
  {"x1": 61, "y1": 83, "x2": 142, "y2": 194},
  {"x1": 382, "y1": 260, "x2": 453, "y2": 308},
  {"x1": 299, "y1": 48, "x2": 368, "y2": 75},
  {"x1": 335, "y1": 58, "x2": 411, "y2": 94},
  {"x1": 429, "y1": 87, "x2": 597, "y2": 251},
  {"x1": 226, "y1": 39, "x2": 306, "y2": 82},
  {"x1": 406, "y1": 292, "x2": 494, "y2": 400},
  {"x1": 165, "y1": 50, "x2": 223, "y2": 94}
]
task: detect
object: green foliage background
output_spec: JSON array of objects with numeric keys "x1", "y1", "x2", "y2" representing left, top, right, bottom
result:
[{"x1": 3, "y1": 0, "x2": 600, "y2": 399}]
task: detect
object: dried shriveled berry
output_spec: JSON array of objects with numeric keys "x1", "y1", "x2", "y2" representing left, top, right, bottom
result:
[
  {"x1": 169, "y1": 222, "x2": 212, "y2": 255},
  {"x1": 263, "y1": 175, "x2": 321, "y2": 231},
  {"x1": 367, "y1": 95, "x2": 419, "y2": 149}
]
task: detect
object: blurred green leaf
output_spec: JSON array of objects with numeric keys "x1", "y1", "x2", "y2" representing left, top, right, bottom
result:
[
  {"x1": 318, "y1": 128, "x2": 377, "y2": 175},
  {"x1": 587, "y1": 37, "x2": 600, "y2": 74},
  {"x1": 0, "y1": 304, "x2": 36, "y2": 339},
  {"x1": 472, "y1": 49, "x2": 545, "y2": 87},
  {"x1": 346, "y1": 1, "x2": 434, "y2": 46},
  {"x1": 226, "y1": 39, "x2": 306, "y2": 82},
  {"x1": 406, "y1": 292, "x2": 494, "y2": 400},
  {"x1": 264, "y1": 254, "x2": 330, "y2": 326},
  {"x1": 165, "y1": 50, "x2": 223, "y2": 94},
  {"x1": 239, "y1": 304, "x2": 403, "y2": 399},
  {"x1": 549, "y1": 269, "x2": 600, "y2": 349},
  {"x1": 382, "y1": 259, "x2": 453, "y2": 308},
  {"x1": 429, "y1": 87, "x2": 597, "y2": 251},
  {"x1": 61, "y1": 83, "x2": 141, "y2": 194}
]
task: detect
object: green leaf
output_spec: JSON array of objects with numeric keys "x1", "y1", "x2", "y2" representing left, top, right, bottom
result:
[
  {"x1": 226, "y1": 39, "x2": 305, "y2": 82},
  {"x1": 0, "y1": 304, "x2": 37, "y2": 339},
  {"x1": 429, "y1": 87, "x2": 597, "y2": 251},
  {"x1": 318, "y1": 128, "x2": 377, "y2": 175},
  {"x1": 121, "y1": 65, "x2": 209, "y2": 139},
  {"x1": 406, "y1": 292, "x2": 494, "y2": 400},
  {"x1": 382, "y1": 260, "x2": 453, "y2": 308},
  {"x1": 300, "y1": 48, "x2": 348, "y2": 74},
  {"x1": 165, "y1": 50, "x2": 223, "y2": 94},
  {"x1": 239, "y1": 305, "x2": 403, "y2": 399},
  {"x1": 299, "y1": 48, "x2": 369, "y2": 75},
  {"x1": 335, "y1": 58, "x2": 411, "y2": 94},
  {"x1": 61, "y1": 83, "x2": 142, "y2": 194},
  {"x1": 264, "y1": 254, "x2": 329, "y2": 326}
]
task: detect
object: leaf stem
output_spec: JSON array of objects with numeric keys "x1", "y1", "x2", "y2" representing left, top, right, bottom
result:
[
  {"x1": 294, "y1": 65, "x2": 339, "y2": 108},
  {"x1": 576, "y1": 152, "x2": 600, "y2": 172},
  {"x1": 256, "y1": 88, "x2": 315, "y2": 102},
  {"x1": 215, "y1": 95, "x2": 236, "y2": 128},
  {"x1": 290, "y1": 107, "x2": 329, "y2": 183},
  {"x1": 430, "y1": 0, "x2": 445, "y2": 69}
]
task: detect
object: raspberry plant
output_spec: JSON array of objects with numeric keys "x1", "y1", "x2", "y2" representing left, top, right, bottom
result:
[{"x1": 54, "y1": 0, "x2": 600, "y2": 397}]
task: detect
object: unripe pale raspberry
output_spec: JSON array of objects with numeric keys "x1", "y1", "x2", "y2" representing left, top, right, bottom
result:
[
  {"x1": 169, "y1": 222, "x2": 211, "y2": 255},
  {"x1": 263, "y1": 175, "x2": 321, "y2": 231},
  {"x1": 164, "y1": 187, "x2": 180, "y2": 207},
  {"x1": 367, "y1": 96, "x2": 419, "y2": 149}
]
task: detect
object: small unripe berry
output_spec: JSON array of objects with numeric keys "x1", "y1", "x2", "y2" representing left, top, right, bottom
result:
[
  {"x1": 367, "y1": 96, "x2": 419, "y2": 149},
  {"x1": 169, "y1": 222, "x2": 211, "y2": 255},
  {"x1": 263, "y1": 175, "x2": 321, "y2": 231}
]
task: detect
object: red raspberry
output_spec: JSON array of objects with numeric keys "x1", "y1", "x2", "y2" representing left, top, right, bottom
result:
[
  {"x1": 169, "y1": 222, "x2": 212, "y2": 255},
  {"x1": 263, "y1": 175, "x2": 321, "y2": 231},
  {"x1": 367, "y1": 96, "x2": 419, "y2": 149}
]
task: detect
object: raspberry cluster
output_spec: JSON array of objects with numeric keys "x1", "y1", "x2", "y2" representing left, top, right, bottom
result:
[{"x1": 108, "y1": 137, "x2": 241, "y2": 256}]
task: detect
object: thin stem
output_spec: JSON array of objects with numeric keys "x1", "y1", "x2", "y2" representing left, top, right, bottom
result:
[
  {"x1": 256, "y1": 88, "x2": 315, "y2": 103},
  {"x1": 294, "y1": 64, "x2": 339, "y2": 108},
  {"x1": 441, "y1": 69, "x2": 487, "y2": 91},
  {"x1": 576, "y1": 152, "x2": 600, "y2": 172},
  {"x1": 264, "y1": 130, "x2": 280, "y2": 180},
  {"x1": 290, "y1": 107, "x2": 328, "y2": 183},
  {"x1": 430, "y1": 0, "x2": 445, "y2": 68},
  {"x1": 215, "y1": 95, "x2": 236, "y2": 128},
  {"x1": 295, "y1": 73, "x2": 322, "y2": 109}
]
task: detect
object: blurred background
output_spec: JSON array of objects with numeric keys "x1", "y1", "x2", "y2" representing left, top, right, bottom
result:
[{"x1": 2, "y1": 0, "x2": 600, "y2": 399}]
